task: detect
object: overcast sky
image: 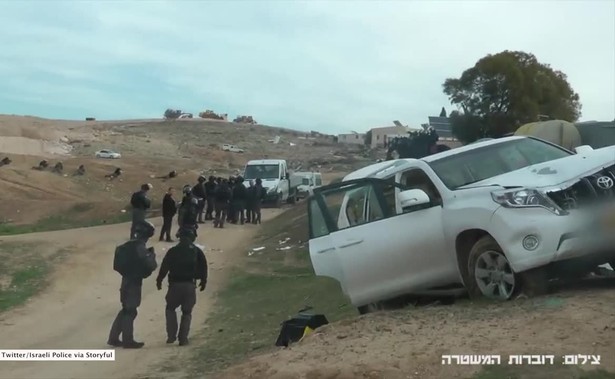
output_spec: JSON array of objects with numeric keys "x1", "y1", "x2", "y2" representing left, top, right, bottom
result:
[{"x1": 0, "y1": 0, "x2": 613, "y2": 133}]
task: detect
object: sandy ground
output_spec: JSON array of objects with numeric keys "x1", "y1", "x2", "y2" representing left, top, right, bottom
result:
[
  {"x1": 0, "y1": 210, "x2": 283, "y2": 379},
  {"x1": 219, "y1": 279, "x2": 615, "y2": 379}
]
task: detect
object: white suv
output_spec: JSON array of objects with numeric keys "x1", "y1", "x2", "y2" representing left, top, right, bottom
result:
[{"x1": 307, "y1": 136, "x2": 615, "y2": 313}]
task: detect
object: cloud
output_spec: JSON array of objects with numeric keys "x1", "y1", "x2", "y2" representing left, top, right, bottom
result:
[{"x1": 0, "y1": 0, "x2": 613, "y2": 132}]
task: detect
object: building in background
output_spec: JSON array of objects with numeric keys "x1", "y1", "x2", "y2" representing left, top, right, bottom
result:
[
  {"x1": 338, "y1": 132, "x2": 366, "y2": 145},
  {"x1": 426, "y1": 116, "x2": 456, "y2": 141},
  {"x1": 369, "y1": 121, "x2": 424, "y2": 148}
]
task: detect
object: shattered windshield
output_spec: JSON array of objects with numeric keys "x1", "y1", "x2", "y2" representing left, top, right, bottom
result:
[
  {"x1": 428, "y1": 138, "x2": 573, "y2": 190},
  {"x1": 244, "y1": 164, "x2": 280, "y2": 180}
]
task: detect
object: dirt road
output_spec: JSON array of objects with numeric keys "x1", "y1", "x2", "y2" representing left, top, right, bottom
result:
[{"x1": 0, "y1": 210, "x2": 283, "y2": 379}]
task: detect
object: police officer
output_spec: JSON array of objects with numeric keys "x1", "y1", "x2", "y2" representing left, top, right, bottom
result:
[
  {"x1": 130, "y1": 184, "x2": 152, "y2": 239},
  {"x1": 253, "y1": 178, "x2": 265, "y2": 224},
  {"x1": 204, "y1": 176, "x2": 217, "y2": 220},
  {"x1": 156, "y1": 227, "x2": 207, "y2": 346},
  {"x1": 245, "y1": 180, "x2": 256, "y2": 223},
  {"x1": 108, "y1": 220, "x2": 155, "y2": 349},
  {"x1": 192, "y1": 176, "x2": 207, "y2": 224},
  {"x1": 231, "y1": 176, "x2": 248, "y2": 224},
  {"x1": 213, "y1": 179, "x2": 231, "y2": 228},
  {"x1": 178, "y1": 185, "x2": 199, "y2": 234}
]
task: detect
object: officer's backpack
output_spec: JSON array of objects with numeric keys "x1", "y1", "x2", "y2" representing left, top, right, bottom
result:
[
  {"x1": 113, "y1": 242, "x2": 131, "y2": 275},
  {"x1": 113, "y1": 242, "x2": 158, "y2": 278},
  {"x1": 142, "y1": 247, "x2": 158, "y2": 278}
]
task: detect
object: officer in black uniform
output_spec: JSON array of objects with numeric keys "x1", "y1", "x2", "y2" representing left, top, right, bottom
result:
[
  {"x1": 178, "y1": 185, "x2": 199, "y2": 234},
  {"x1": 204, "y1": 176, "x2": 217, "y2": 220},
  {"x1": 192, "y1": 176, "x2": 207, "y2": 224},
  {"x1": 108, "y1": 220, "x2": 155, "y2": 349},
  {"x1": 156, "y1": 227, "x2": 208, "y2": 346}
]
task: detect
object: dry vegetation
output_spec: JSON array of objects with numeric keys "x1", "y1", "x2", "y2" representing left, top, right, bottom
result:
[{"x1": 0, "y1": 115, "x2": 372, "y2": 229}]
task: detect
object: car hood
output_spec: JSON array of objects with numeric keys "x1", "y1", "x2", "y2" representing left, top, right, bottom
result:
[
  {"x1": 460, "y1": 146, "x2": 615, "y2": 190},
  {"x1": 260, "y1": 179, "x2": 279, "y2": 190}
]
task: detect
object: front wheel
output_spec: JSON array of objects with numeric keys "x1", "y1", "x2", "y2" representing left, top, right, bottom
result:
[
  {"x1": 467, "y1": 236, "x2": 519, "y2": 300},
  {"x1": 287, "y1": 193, "x2": 296, "y2": 204}
]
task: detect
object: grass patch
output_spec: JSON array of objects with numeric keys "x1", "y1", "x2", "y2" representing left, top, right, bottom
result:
[
  {"x1": 0, "y1": 242, "x2": 68, "y2": 311},
  {"x1": 187, "y1": 204, "x2": 354, "y2": 376},
  {"x1": 0, "y1": 202, "x2": 135, "y2": 236},
  {"x1": 470, "y1": 365, "x2": 615, "y2": 379}
]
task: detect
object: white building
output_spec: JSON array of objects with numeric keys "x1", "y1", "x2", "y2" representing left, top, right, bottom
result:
[{"x1": 338, "y1": 133, "x2": 366, "y2": 145}]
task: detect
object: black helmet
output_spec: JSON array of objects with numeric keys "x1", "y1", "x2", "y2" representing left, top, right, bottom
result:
[
  {"x1": 177, "y1": 226, "x2": 197, "y2": 242},
  {"x1": 182, "y1": 184, "x2": 192, "y2": 194},
  {"x1": 134, "y1": 220, "x2": 155, "y2": 239}
]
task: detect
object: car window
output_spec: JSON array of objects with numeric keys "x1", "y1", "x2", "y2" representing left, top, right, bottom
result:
[
  {"x1": 400, "y1": 168, "x2": 442, "y2": 213},
  {"x1": 310, "y1": 179, "x2": 403, "y2": 238},
  {"x1": 315, "y1": 177, "x2": 322, "y2": 186},
  {"x1": 345, "y1": 188, "x2": 368, "y2": 226},
  {"x1": 309, "y1": 198, "x2": 329, "y2": 238},
  {"x1": 366, "y1": 185, "x2": 385, "y2": 221}
]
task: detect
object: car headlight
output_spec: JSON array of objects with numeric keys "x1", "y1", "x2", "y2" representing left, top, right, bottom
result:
[
  {"x1": 268, "y1": 187, "x2": 277, "y2": 193},
  {"x1": 491, "y1": 188, "x2": 567, "y2": 215}
]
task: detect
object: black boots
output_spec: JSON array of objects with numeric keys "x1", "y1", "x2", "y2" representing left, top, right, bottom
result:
[
  {"x1": 107, "y1": 339, "x2": 144, "y2": 349},
  {"x1": 122, "y1": 341, "x2": 145, "y2": 349}
]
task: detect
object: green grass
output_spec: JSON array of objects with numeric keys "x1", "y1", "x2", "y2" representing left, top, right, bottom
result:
[
  {"x1": 0, "y1": 242, "x2": 68, "y2": 311},
  {"x1": 184, "y1": 204, "x2": 354, "y2": 376},
  {"x1": 470, "y1": 365, "x2": 615, "y2": 379},
  {"x1": 0, "y1": 202, "x2": 135, "y2": 236}
]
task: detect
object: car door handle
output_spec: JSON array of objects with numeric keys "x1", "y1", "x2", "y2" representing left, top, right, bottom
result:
[
  {"x1": 316, "y1": 247, "x2": 335, "y2": 254},
  {"x1": 338, "y1": 239, "x2": 364, "y2": 248}
]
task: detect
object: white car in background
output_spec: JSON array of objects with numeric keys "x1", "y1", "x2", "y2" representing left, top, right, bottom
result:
[
  {"x1": 95, "y1": 149, "x2": 121, "y2": 159},
  {"x1": 222, "y1": 144, "x2": 245, "y2": 153}
]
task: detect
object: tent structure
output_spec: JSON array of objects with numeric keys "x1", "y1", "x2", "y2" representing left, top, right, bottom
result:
[{"x1": 514, "y1": 120, "x2": 582, "y2": 150}]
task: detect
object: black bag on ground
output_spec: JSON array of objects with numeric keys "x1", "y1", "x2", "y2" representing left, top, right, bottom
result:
[{"x1": 275, "y1": 308, "x2": 329, "y2": 347}]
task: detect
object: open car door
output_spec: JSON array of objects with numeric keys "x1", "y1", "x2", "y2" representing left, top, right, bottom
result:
[{"x1": 308, "y1": 178, "x2": 451, "y2": 307}]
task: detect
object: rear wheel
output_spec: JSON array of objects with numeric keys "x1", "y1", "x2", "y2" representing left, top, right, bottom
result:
[{"x1": 467, "y1": 236, "x2": 519, "y2": 300}]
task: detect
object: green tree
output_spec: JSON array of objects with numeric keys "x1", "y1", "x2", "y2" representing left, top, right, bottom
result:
[{"x1": 443, "y1": 50, "x2": 582, "y2": 143}]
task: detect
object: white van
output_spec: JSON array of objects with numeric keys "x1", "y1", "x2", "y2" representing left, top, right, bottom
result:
[{"x1": 296, "y1": 172, "x2": 323, "y2": 198}]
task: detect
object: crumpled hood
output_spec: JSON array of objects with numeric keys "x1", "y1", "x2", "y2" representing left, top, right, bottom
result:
[{"x1": 460, "y1": 146, "x2": 615, "y2": 189}]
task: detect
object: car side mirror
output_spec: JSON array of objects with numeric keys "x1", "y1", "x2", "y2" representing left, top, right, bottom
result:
[
  {"x1": 574, "y1": 145, "x2": 593, "y2": 154},
  {"x1": 398, "y1": 189, "x2": 430, "y2": 211}
]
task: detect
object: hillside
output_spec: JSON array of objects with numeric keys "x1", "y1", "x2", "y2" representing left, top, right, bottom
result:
[{"x1": 0, "y1": 115, "x2": 371, "y2": 228}]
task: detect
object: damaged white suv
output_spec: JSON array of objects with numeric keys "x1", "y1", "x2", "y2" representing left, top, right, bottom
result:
[{"x1": 307, "y1": 136, "x2": 615, "y2": 313}]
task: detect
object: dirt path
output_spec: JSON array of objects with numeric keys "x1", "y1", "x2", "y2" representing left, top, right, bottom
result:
[{"x1": 0, "y1": 210, "x2": 283, "y2": 379}]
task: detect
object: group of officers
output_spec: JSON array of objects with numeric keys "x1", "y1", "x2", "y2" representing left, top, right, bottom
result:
[
  {"x1": 109, "y1": 175, "x2": 267, "y2": 349},
  {"x1": 129, "y1": 174, "x2": 267, "y2": 243},
  {"x1": 161, "y1": 175, "x2": 267, "y2": 240}
]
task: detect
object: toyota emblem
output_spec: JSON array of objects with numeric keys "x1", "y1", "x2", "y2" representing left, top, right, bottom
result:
[{"x1": 596, "y1": 176, "x2": 614, "y2": 190}]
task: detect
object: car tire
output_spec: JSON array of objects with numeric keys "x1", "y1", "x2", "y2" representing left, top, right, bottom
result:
[{"x1": 466, "y1": 236, "x2": 519, "y2": 301}]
